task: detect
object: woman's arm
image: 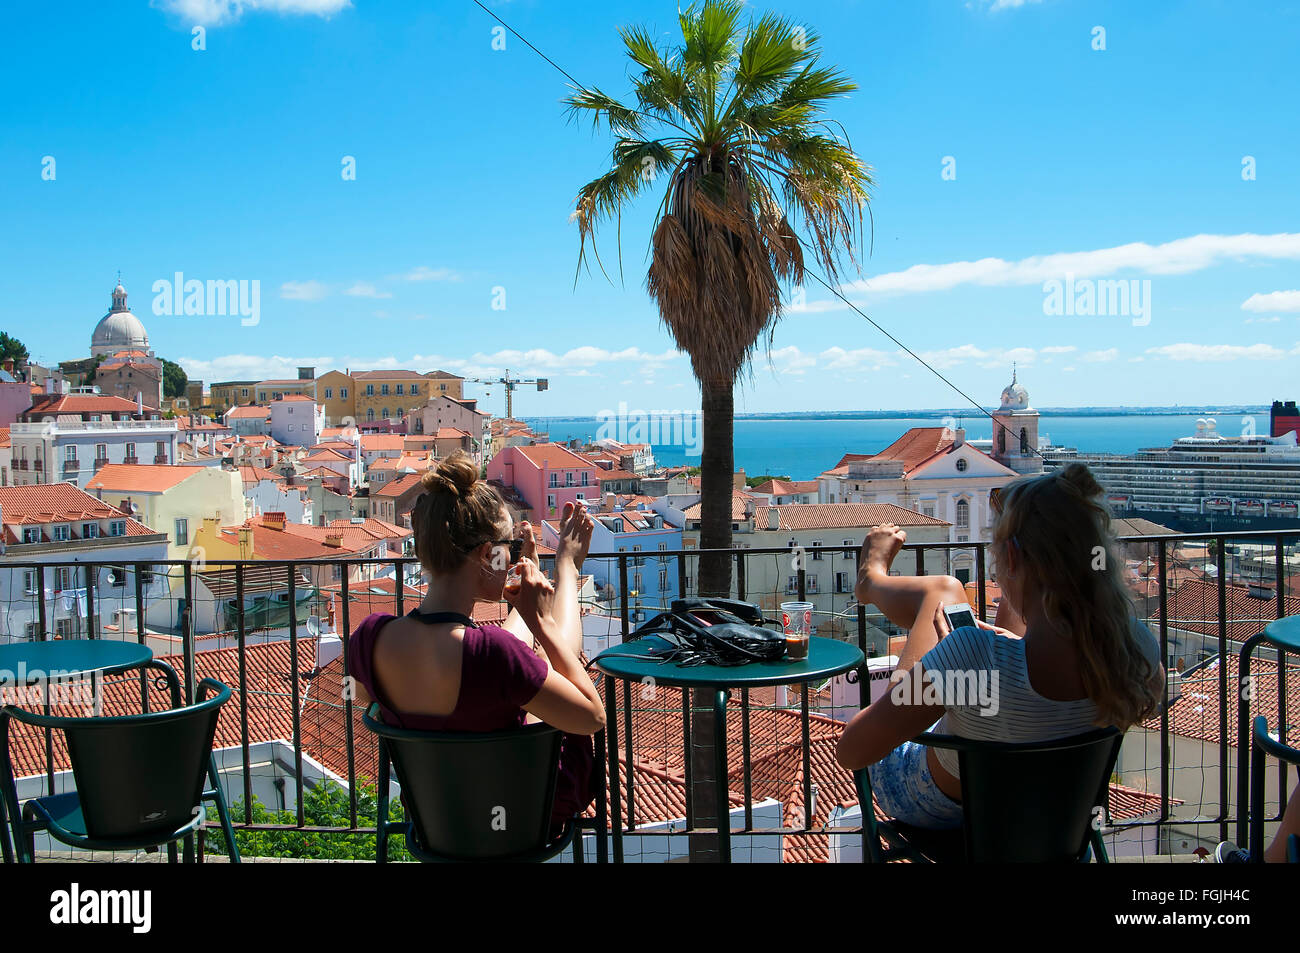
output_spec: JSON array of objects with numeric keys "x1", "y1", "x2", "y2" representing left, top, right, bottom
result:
[{"x1": 835, "y1": 663, "x2": 943, "y2": 770}]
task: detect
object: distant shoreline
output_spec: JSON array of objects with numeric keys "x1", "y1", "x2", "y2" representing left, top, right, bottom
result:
[{"x1": 530, "y1": 407, "x2": 1271, "y2": 423}]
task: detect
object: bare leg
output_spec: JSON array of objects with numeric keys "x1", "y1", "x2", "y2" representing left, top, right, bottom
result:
[
  {"x1": 856, "y1": 524, "x2": 968, "y2": 674},
  {"x1": 1265, "y1": 785, "x2": 1300, "y2": 864}
]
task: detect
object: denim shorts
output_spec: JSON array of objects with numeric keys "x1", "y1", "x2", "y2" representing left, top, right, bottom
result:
[{"x1": 868, "y1": 734, "x2": 964, "y2": 830}]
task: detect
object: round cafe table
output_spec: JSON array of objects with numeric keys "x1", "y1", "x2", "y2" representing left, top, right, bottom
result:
[
  {"x1": 0, "y1": 640, "x2": 154, "y2": 863},
  {"x1": 593, "y1": 635, "x2": 863, "y2": 863}
]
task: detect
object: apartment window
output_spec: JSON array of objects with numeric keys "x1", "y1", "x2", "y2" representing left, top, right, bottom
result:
[
  {"x1": 367, "y1": 409, "x2": 375, "y2": 422},
  {"x1": 55, "y1": 619, "x2": 74, "y2": 638},
  {"x1": 659, "y1": 569, "x2": 668, "y2": 591},
  {"x1": 658, "y1": 542, "x2": 667, "y2": 551},
  {"x1": 806, "y1": 574, "x2": 819, "y2": 594},
  {"x1": 22, "y1": 527, "x2": 40, "y2": 544},
  {"x1": 409, "y1": 383, "x2": 418, "y2": 395},
  {"x1": 396, "y1": 384, "x2": 404, "y2": 395},
  {"x1": 341, "y1": 387, "x2": 348, "y2": 399},
  {"x1": 956, "y1": 458, "x2": 968, "y2": 473},
  {"x1": 241, "y1": 388, "x2": 249, "y2": 397},
  {"x1": 366, "y1": 384, "x2": 375, "y2": 396},
  {"x1": 325, "y1": 388, "x2": 333, "y2": 399},
  {"x1": 547, "y1": 494, "x2": 556, "y2": 510},
  {"x1": 23, "y1": 623, "x2": 39, "y2": 641},
  {"x1": 549, "y1": 473, "x2": 559, "y2": 488},
  {"x1": 53, "y1": 524, "x2": 71, "y2": 542},
  {"x1": 581, "y1": 471, "x2": 589, "y2": 486},
  {"x1": 287, "y1": 424, "x2": 295, "y2": 432},
  {"x1": 82, "y1": 522, "x2": 99, "y2": 539},
  {"x1": 633, "y1": 573, "x2": 643, "y2": 591},
  {"x1": 440, "y1": 384, "x2": 446, "y2": 391},
  {"x1": 23, "y1": 571, "x2": 37, "y2": 594},
  {"x1": 55, "y1": 568, "x2": 71, "y2": 591},
  {"x1": 835, "y1": 571, "x2": 852, "y2": 593},
  {"x1": 156, "y1": 440, "x2": 167, "y2": 458},
  {"x1": 109, "y1": 520, "x2": 126, "y2": 537},
  {"x1": 842, "y1": 538, "x2": 855, "y2": 556},
  {"x1": 95, "y1": 443, "x2": 108, "y2": 461},
  {"x1": 64, "y1": 446, "x2": 77, "y2": 464},
  {"x1": 786, "y1": 576, "x2": 800, "y2": 594},
  {"x1": 921, "y1": 502, "x2": 936, "y2": 519},
  {"x1": 381, "y1": 384, "x2": 389, "y2": 396},
  {"x1": 126, "y1": 442, "x2": 137, "y2": 459},
  {"x1": 955, "y1": 499, "x2": 970, "y2": 529},
  {"x1": 811, "y1": 540, "x2": 823, "y2": 560},
  {"x1": 175, "y1": 518, "x2": 189, "y2": 546},
  {"x1": 566, "y1": 471, "x2": 575, "y2": 486}
]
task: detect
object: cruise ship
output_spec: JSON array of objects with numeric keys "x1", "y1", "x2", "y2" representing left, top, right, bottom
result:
[{"x1": 1042, "y1": 401, "x2": 1300, "y2": 530}]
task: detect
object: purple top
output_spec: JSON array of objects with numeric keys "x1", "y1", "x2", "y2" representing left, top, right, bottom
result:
[{"x1": 347, "y1": 611, "x2": 596, "y2": 829}]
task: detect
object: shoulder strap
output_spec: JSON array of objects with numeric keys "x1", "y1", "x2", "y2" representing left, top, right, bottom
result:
[{"x1": 406, "y1": 608, "x2": 479, "y2": 628}]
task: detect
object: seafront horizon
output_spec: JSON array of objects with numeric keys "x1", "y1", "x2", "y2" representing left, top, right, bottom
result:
[{"x1": 527, "y1": 411, "x2": 1273, "y2": 482}]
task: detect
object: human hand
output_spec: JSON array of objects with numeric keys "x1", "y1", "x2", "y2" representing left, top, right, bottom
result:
[{"x1": 503, "y1": 559, "x2": 555, "y2": 627}]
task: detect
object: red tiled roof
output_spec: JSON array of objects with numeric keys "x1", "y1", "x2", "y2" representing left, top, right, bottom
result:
[
  {"x1": 225, "y1": 405, "x2": 271, "y2": 419},
  {"x1": 238, "y1": 465, "x2": 284, "y2": 487},
  {"x1": 86, "y1": 464, "x2": 202, "y2": 494},
  {"x1": 752, "y1": 478, "x2": 819, "y2": 496},
  {"x1": 359, "y1": 434, "x2": 404, "y2": 452},
  {"x1": 0, "y1": 484, "x2": 154, "y2": 541},
  {"x1": 1145, "y1": 653, "x2": 1300, "y2": 748},
  {"x1": 0, "y1": 427, "x2": 11, "y2": 449},
  {"x1": 374, "y1": 472, "x2": 425, "y2": 499},
  {"x1": 511, "y1": 443, "x2": 594, "y2": 471},
  {"x1": 1154, "y1": 578, "x2": 1300, "y2": 641},
  {"x1": 24, "y1": 394, "x2": 143, "y2": 417},
  {"x1": 680, "y1": 490, "x2": 757, "y2": 522},
  {"x1": 352, "y1": 370, "x2": 427, "y2": 380}
]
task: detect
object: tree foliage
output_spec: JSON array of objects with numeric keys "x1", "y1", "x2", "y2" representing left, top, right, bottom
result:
[
  {"x1": 0, "y1": 332, "x2": 29, "y2": 366},
  {"x1": 162, "y1": 359, "x2": 188, "y2": 399}
]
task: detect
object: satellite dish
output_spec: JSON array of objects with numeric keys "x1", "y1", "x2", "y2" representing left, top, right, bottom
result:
[{"x1": 306, "y1": 616, "x2": 321, "y2": 637}]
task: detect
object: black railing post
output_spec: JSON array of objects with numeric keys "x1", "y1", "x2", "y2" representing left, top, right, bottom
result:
[
  {"x1": 83, "y1": 563, "x2": 96, "y2": 639},
  {"x1": 237, "y1": 562, "x2": 252, "y2": 826},
  {"x1": 135, "y1": 561, "x2": 148, "y2": 710},
  {"x1": 182, "y1": 560, "x2": 196, "y2": 705},
  {"x1": 1217, "y1": 540, "x2": 1229, "y2": 842},
  {"x1": 976, "y1": 545, "x2": 987, "y2": 620},
  {"x1": 735, "y1": 551, "x2": 746, "y2": 602},
  {"x1": 1157, "y1": 540, "x2": 1170, "y2": 825},
  {"x1": 340, "y1": 571, "x2": 357, "y2": 831},
  {"x1": 287, "y1": 562, "x2": 304, "y2": 828}
]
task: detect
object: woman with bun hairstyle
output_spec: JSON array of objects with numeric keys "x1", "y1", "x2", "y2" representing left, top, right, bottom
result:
[
  {"x1": 835, "y1": 462, "x2": 1165, "y2": 830},
  {"x1": 346, "y1": 451, "x2": 605, "y2": 833}
]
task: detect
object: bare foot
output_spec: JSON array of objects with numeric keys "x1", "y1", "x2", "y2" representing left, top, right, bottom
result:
[
  {"x1": 554, "y1": 501, "x2": 594, "y2": 571},
  {"x1": 856, "y1": 524, "x2": 906, "y2": 600}
]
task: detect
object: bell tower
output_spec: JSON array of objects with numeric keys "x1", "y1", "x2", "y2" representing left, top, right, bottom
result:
[{"x1": 991, "y1": 365, "x2": 1042, "y2": 474}]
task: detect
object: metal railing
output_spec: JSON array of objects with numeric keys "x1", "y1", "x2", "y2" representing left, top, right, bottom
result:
[{"x1": 1, "y1": 526, "x2": 1296, "y2": 862}]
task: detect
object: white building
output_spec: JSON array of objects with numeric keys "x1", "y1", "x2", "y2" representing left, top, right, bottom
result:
[
  {"x1": 11, "y1": 391, "x2": 179, "y2": 490},
  {"x1": 0, "y1": 483, "x2": 170, "y2": 642},
  {"x1": 269, "y1": 395, "x2": 323, "y2": 448}
]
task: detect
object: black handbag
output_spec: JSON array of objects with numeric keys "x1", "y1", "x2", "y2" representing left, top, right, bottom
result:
[{"x1": 627, "y1": 598, "x2": 787, "y2": 667}]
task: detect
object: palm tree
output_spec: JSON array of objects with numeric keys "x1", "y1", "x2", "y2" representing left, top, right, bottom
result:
[
  {"x1": 569, "y1": 0, "x2": 871, "y2": 598},
  {"x1": 569, "y1": 0, "x2": 871, "y2": 861}
]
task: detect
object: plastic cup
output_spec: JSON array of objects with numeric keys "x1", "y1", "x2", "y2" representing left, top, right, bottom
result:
[{"x1": 780, "y1": 601, "x2": 813, "y2": 660}]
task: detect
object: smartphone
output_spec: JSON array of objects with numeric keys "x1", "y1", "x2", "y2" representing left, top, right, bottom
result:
[{"x1": 942, "y1": 602, "x2": 978, "y2": 632}]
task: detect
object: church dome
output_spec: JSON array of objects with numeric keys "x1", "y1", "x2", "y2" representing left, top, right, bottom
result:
[
  {"x1": 91, "y1": 282, "x2": 150, "y2": 355},
  {"x1": 999, "y1": 367, "x2": 1030, "y2": 411}
]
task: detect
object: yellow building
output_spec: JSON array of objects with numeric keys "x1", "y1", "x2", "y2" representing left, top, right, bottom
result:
[
  {"x1": 254, "y1": 378, "x2": 316, "y2": 404},
  {"x1": 352, "y1": 371, "x2": 431, "y2": 427},
  {"x1": 316, "y1": 369, "x2": 354, "y2": 426},
  {"x1": 209, "y1": 381, "x2": 258, "y2": 414},
  {"x1": 425, "y1": 371, "x2": 463, "y2": 401},
  {"x1": 85, "y1": 463, "x2": 248, "y2": 560}
]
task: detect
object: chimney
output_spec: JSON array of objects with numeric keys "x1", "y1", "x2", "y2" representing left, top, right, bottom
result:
[
  {"x1": 766, "y1": 507, "x2": 779, "y2": 530},
  {"x1": 604, "y1": 492, "x2": 616, "y2": 512},
  {"x1": 263, "y1": 511, "x2": 286, "y2": 530},
  {"x1": 324, "y1": 531, "x2": 344, "y2": 548},
  {"x1": 733, "y1": 469, "x2": 746, "y2": 491},
  {"x1": 136, "y1": 391, "x2": 144, "y2": 416},
  {"x1": 954, "y1": 428, "x2": 965, "y2": 448},
  {"x1": 45, "y1": 377, "x2": 56, "y2": 395}
]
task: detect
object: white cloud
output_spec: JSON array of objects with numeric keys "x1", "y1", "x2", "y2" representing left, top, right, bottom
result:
[
  {"x1": 344, "y1": 282, "x2": 391, "y2": 299},
  {"x1": 397, "y1": 266, "x2": 462, "y2": 283},
  {"x1": 769, "y1": 345, "x2": 816, "y2": 373},
  {"x1": 806, "y1": 233, "x2": 1300, "y2": 311},
  {"x1": 912, "y1": 344, "x2": 1036, "y2": 370},
  {"x1": 1082, "y1": 348, "x2": 1119, "y2": 363},
  {"x1": 1041, "y1": 345, "x2": 1077, "y2": 354},
  {"x1": 1241, "y1": 290, "x2": 1300, "y2": 313},
  {"x1": 818, "y1": 346, "x2": 896, "y2": 370},
  {"x1": 1145, "y1": 343, "x2": 1291, "y2": 362},
  {"x1": 1245, "y1": 315, "x2": 1282, "y2": 324},
  {"x1": 279, "y1": 280, "x2": 329, "y2": 301},
  {"x1": 153, "y1": 0, "x2": 351, "y2": 27}
]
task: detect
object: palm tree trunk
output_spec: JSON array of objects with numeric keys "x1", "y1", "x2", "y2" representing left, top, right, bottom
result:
[{"x1": 690, "y1": 373, "x2": 735, "y2": 861}]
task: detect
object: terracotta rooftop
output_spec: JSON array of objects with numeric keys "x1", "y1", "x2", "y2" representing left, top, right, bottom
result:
[
  {"x1": 511, "y1": 443, "x2": 594, "y2": 470},
  {"x1": 374, "y1": 472, "x2": 425, "y2": 499},
  {"x1": 0, "y1": 484, "x2": 155, "y2": 541},
  {"x1": 752, "y1": 478, "x2": 820, "y2": 497},
  {"x1": 1144, "y1": 652, "x2": 1300, "y2": 748},
  {"x1": 86, "y1": 463, "x2": 203, "y2": 494},
  {"x1": 24, "y1": 393, "x2": 146, "y2": 417},
  {"x1": 1155, "y1": 578, "x2": 1300, "y2": 641}
]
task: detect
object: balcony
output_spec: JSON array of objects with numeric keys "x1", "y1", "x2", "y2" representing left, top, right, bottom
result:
[{"x1": 3, "y1": 528, "x2": 1297, "y2": 864}]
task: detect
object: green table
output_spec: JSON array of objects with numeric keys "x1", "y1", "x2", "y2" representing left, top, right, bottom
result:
[
  {"x1": 0, "y1": 640, "x2": 154, "y2": 863},
  {"x1": 593, "y1": 635, "x2": 864, "y2": 862}
]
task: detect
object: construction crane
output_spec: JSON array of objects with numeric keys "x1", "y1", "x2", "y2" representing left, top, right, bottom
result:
[{"x1": 462, "y1": 368, "x2": 548, "y2": 419}]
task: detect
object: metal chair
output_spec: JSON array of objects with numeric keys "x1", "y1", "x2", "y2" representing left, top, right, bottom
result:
[
  {"x1": 1236, "y1": 616, "x2": 1300, "y2": 851},
  {"x1": 3, "y1": 661, "x2": 239, "y2": 863},
  {"x1": 364, "y1": 704, "x2": 579, "y2": 863},
  {"x1": 1248, "y1": 715, "x2": 1299, "y2": 863},
  {"x1": 854, "y1": 727, "x2": 1123, "y2": 863}
]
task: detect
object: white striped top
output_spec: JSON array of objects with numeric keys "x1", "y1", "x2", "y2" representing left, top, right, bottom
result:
[{"x1": 918, "y1": 621, "x2": 1160, "y2": 778}]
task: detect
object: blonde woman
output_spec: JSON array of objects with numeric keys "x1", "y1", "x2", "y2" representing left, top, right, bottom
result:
[{"x1": 835, "y1": 463, "x2": 1165, "y2": 829}]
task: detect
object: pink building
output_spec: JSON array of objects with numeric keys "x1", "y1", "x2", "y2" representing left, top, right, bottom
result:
[{"x1": 485, "y1": 443, "x2": 598, "y2": 518}]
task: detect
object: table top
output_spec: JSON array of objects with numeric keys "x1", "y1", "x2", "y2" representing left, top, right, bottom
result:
[
  {"x1": 592, "y1": 635, "x2": 864, "y2": 689},
  {"x1": 1260, "y1": 615, "x2": 1300, "y2": 652},
  {"x1": 0, "y1": 640, "x2": 153, "y2": 685}
]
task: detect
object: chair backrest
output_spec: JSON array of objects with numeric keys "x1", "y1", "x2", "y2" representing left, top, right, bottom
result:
[
  {"x1": 59, "y1": 680, "x2": 230, "y2": 841},
  {"x1": 367, "y1": 713, "x2": 563, "y2": 861},
  {"x1": 941, "y1": 727, "x2": 1122, "y2": 862}
]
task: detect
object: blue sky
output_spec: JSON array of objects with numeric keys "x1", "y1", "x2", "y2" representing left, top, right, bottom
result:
[{"x1": 3, "y1": 0, "x2": 1298, "y2": 416}]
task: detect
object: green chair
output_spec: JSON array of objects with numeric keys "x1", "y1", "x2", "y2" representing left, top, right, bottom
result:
[
  {"x1": 3, "y1": 661, "x2": 239, "y2": 863},
  {"x1": 853, "y1": 727, "x2": 1123, "y2": 863},
  {"x1": 1247, "y1": 715, "x2": 1299, "y2": 864},
  {"x1": 364, "y1": 704, "x2": 579, "y2": 863}
]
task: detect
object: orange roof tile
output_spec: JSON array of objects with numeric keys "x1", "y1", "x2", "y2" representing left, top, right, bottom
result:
[{"x1": 86, "y1": 464, "x2": 203, "y2": 494}]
